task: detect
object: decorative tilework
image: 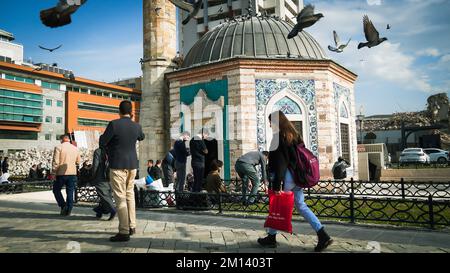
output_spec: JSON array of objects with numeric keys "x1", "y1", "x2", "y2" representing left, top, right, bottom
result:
[
  {"x1": 255, "y1": 79, "x2": 318, "y2": 156},
  {"x1": 273, "y1": 97, "x2": 302, "y2": 115},
  {"x1": 334, "y1": 82, "x2": 351, "y2": 160}
]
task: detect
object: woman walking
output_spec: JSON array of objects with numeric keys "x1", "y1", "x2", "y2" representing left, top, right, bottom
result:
[{"x1": 257, "y1": 111, "x2": 333, "y2": 252}]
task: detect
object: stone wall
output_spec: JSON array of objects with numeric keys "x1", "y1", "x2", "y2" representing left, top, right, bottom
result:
[{"x1": 5, "y1": 148, "x2": 94, "y2": 176}]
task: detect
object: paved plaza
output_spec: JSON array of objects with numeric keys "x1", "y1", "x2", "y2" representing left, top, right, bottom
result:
[{"x1": 0, "y1": 191, "x2": 449, "y2": 253}]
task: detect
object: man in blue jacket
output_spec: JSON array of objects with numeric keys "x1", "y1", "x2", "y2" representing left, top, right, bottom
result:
[{"x1": 100, "y1": 101, "x2": 145, "y2": 242}]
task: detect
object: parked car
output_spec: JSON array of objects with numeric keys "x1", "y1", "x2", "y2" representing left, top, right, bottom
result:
[
  {"x1": 423, "y1": 148, "x2": 449, "y2": 164},
  {"x1": 399, "y1": 148, "x2": 430, "y2": 165}
]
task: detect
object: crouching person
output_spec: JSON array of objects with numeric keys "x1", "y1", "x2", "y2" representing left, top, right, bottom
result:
[{"x1": 91, "y1": 146, "x2": 116, "y2": 220}]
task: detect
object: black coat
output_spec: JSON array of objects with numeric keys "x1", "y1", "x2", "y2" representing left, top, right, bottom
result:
[
  {"x1": 268, "y1": 135, "x2": 300, "y2": 191},
  {"x1": 99, "y1": 117, "x2": 145, "y2": 169},
  {"x1": 90, "y1": 148, "x2": 109, "y2": 184}
]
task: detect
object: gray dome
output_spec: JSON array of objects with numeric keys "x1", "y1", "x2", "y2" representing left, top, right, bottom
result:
[{"x1": 182, "y1": 15, "x2": 327, "y2": 68}]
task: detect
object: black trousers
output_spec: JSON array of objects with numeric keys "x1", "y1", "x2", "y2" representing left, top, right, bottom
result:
[
  {"x1": 162, "y1": 161, "x2": 175, "y2": 187},
  {"x1": 192, "y1": 165, "x2": 205, "y2": 192},
  {"x1": 94, "y1": 181, "x2": 115, "y2": 213}
]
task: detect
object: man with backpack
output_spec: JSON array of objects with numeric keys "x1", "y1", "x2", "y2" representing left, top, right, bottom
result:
[
  {"x1": 332, "y1": 157, "x2": 350, "y2": 180},
  {"x1": 90, "y1": 146, "x2": 116, "y2": 220}
]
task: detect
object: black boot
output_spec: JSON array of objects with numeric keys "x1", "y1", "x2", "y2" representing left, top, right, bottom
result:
[
  {"x1": 315, "y1": 227, "x2": 333, "y2": 252},
  {"x1": 257, "y1": 234, "x2": 277, "y2": 248},
  {"x1": 110, "y1": 233, "x2": 130, "y2": 242}
]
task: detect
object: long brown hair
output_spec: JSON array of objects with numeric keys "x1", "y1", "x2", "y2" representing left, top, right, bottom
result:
[{"x1": 268, "y1": 110, "x2": 303, "y2": 145}]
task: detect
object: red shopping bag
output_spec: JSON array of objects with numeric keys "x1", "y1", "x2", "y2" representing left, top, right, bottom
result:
[{"x1": 264, "y1": 190, "x2": 294, "y2": 234}]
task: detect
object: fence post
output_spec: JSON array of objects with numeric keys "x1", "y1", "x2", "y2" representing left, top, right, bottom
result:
[
  {"x1": 349, "y1": 178, "x2": 355, "y2": 224},
  {"x1": 139, "y1": 188, "x2": 144, "y2": 208},
  {"x1": 428, "y1": 195, "x2": 435, "y2": 230},
  {"x1": 218, "y1": 193, "x2": 223, "y2": 214},
  {"x1": 401, "y1": 178, "x2": 405, "y2": 199}
]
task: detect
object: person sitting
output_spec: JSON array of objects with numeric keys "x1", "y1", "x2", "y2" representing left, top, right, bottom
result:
[
  {"x1": 149, "y1": 160, "x2": 163, "y2": 181},
  {"x1": 206, "y1": 160, "x2": 227, "y2": 204},
  {"x1": 332, "y1": 157, "x2": 350, "y2": 180},
  {"x1": 29, "y1": 165, "x2": 39, "y2": 180},
  {"x1": 78, "y1": 162, "x2": 92, "y2": 187},
  {"x1": 36, "y1": 163, "x2": 45, "y2": 180}
]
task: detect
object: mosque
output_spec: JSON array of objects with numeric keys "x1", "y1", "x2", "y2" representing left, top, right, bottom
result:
[{"x1": 139, "y1": 0, "x2": 359, "y2": 180}]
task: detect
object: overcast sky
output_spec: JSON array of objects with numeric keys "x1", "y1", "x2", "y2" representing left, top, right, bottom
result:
[{"x1": 0, "y1": 0, "x2": 449, "y2": 116}]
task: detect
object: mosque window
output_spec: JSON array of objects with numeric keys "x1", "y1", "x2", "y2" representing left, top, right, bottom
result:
[{"x1": 340, "y1": 123, "x2": 351, "y2": 164}]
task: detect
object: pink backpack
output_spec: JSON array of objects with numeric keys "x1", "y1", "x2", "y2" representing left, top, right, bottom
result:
[{"x1": 289, "y1": 143, "x2": 320, "y2": 188}]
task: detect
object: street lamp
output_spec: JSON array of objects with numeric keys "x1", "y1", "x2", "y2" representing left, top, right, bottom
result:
[{"x1": 356, "y1": 114, "x2": 365, "y2": 144}]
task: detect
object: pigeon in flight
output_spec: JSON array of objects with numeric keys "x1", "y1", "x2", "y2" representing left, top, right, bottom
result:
[
  {"x1": 358, "y1": 15, "x2": 388, "y2": 49},
  {"x1": 40, "y1": 0, "x2": 87, "y2": 28},
  {"x1": 39, "y1": 45, "x2": 63, "y2": 52},
  {"x1": 218, "y1": 6, "x2": 224, "y2": 13},
  {"x1": 169, "y1": 0, "x2": 203, "y2": 25},
  {"x1": 328, "y1": 31, "x2": 351, "y2": 53},
  {"x1": 287, "y1": 4, "x2": 324, "y2": 39},
  {"x1": 387, "y1": 24, "x2": 391, "y2": 30}
]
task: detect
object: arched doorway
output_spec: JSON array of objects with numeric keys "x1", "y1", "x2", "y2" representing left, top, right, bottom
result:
[{"x1": 264, "y1": 90, "x2": 308, "y2": 151}]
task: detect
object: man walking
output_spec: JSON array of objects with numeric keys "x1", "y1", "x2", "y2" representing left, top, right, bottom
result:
[
  {"x1": 173, "y1": 132, "x2": 190, "y2": 192},
  {"x1": 235, "y1": 151, "x2": 269, "y2": 205},
  {"x1": 52, "y1": 134, "x2": 81, "y2": 216},
  {"x1": 100, "y1": 101, "x2": 145, "y2": 242},
  {"x1": 190, "y1": 129, "x2": 209, "y2": 192}
]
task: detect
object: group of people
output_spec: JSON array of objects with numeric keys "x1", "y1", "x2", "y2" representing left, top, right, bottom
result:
[{"x1": 48, "y1": 99, "x2": 333, "y2": 251}]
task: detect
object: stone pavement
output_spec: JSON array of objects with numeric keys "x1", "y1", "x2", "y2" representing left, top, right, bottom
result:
[{"x1": 0, "y1": 192, "x2": 449, "y2": 253}]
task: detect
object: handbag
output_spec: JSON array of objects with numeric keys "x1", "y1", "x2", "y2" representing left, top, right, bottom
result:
[{"x1": 264, "y1": 190, "x2": 294, "y2": 234}]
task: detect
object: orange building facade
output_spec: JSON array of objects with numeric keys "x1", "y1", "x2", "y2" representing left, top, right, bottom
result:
[{"x1": 0, "y1": 60, "x2": 141, "y2": 154}]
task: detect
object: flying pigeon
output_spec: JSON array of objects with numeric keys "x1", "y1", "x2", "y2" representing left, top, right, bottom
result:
[
  {"x1": 328, "y1": 31, "x2": 351, "y2": 53},
  {"x1": 155, "y1": 7, "x2": 161, "y2": 16},
  {"x1": 169, "y1": 0, "x2": 203, "y2": 25},
  {"x1": 40, "y1": 0, "x2": 87, "y2": 28},
  {"x1": 39, "y1": 45, "x2": 63, "y2": 52},
  {"x1": 218, "y1": 6, "x2": 223, "y2": 13},
  {"x1": 387, "y1": 24, "x2": 391, "y2": 30},
  {"x1": 358, "y1": 15, "x2": 388, "y2": 49},
  {"x1": 287, "y1": 4, "x2": 324, "y2": 39}
]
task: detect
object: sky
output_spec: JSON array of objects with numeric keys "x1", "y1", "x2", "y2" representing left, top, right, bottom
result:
[{"x1": 0, "y1": 0, "x2": 449, "y2": 116}]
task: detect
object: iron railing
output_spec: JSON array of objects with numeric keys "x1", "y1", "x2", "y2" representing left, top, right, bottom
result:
[{"x1": 1, "y1": 179, "x2": 449, "y2": 229}]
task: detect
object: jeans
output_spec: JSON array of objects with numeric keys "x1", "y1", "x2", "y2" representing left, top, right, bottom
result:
[
  {"x1": 53, "y1": 175, "x2": 77, "y2": 211},
  {"x1": 268, "y1": 169, "x2": 322, "y2": 235},
  {"x1": 175, "y1": 161, "x2": 187, "y2": 192},
  {"x1": 192, "y1": 164, "x2": 204, "y2": 192},
  {"x1": 235, "y1": 161, "x2": 260, "y2": 203}
]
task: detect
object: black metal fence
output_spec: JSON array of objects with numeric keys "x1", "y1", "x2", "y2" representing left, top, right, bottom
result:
[{"x1": 2, "y1": 179, "x2": 449, "y2": 229}]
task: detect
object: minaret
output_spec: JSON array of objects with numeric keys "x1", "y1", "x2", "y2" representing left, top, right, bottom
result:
[{"x1": 140, "y1": 0, "x2": 177, "y2": 177}]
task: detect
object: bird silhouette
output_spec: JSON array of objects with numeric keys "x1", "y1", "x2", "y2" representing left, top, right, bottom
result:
[
  {"x1": 387, "y1": 24, "x2": 391, "y2": 30},
  {"x1": 169, "y1": 0, "x2": 203, "y2": 25},
  {"x1": 288, "y1": 4, "x2": 323, "y2": 39},
  {"x1": 358, "y1": 15, "x2": 388, "y2": 49},
  {"x1": 218, "y1": 6, "x2": 223, "y2": 13},
  {"x1": 40, "y1": 0, "x2": 87, "y2": 28},
  {"x1": 155, "y1": 7, "x2": 161, "y2": 16},
  {"x1": 328, "y1": 31, "x2": 351, "y2": 53},
  {"x1": 39, "y1": 45, "x2": 63, "y2": 52}
]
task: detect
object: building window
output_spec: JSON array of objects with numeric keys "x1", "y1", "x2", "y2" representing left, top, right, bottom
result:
[
  {"x1": 0, "y1": 89, "x2": 43, "y2": 123},
  {"x1": 78, "y1": 118, "x2": 110, "y2": 127},
  {"x1": 57, "y1": 100, "x2": 63, "y2": 107},
  {"x1": 4, "y1": 74, "x2": 34, "y2": 84},
  {"x1": 0, "y1": 130, "x2": 38, "y2": 140},
  {"x1": 41, "y1": 81, "x2": 60, "y2": 90},
  {"x1": 78, "y1": 102, "x2": 119, "y2": 114},
  {"x1": 45, "y1": 134, "x2": 52, "y2": 141},
  {"x1": 46, "y1": 99, "x2": 52, "y2": 106},
  {"x1": 56, "y1": 117, "x2": 63, "y2": 124},
  {"x1": 340, "y1": 123, "x2": 351, "y2": 164},
  {"x1": 45, "y1": 116, "x2": 52, "y2": 123}
]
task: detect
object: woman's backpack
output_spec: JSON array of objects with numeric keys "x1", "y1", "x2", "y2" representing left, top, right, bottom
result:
[{"x1": 289, "y1": 143, "x2": 320, "y2": 188}]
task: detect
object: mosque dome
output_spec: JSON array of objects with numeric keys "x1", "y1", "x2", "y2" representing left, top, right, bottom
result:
[{"x1": 182, "y1": 14, "x2": 328, "y2": 68}]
